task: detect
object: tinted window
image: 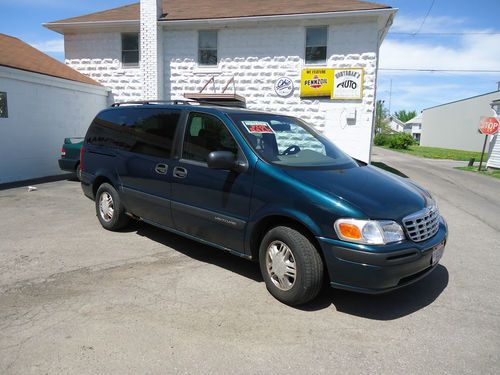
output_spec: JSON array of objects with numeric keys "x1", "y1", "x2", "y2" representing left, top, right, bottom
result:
[
  {"x1": 182, "y1": 112, "x2": 237, "y2": 162},
  {"x1": 87, "y1": 108, "x2": 180, "y2": 158},
  {"x1": 306, "y1": 27, "x2": 327, "y2": 64}
]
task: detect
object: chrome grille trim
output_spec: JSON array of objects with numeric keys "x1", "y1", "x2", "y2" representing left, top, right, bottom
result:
[{"x1": 402, "y1": 205, "x2": 440, "y2": 242}]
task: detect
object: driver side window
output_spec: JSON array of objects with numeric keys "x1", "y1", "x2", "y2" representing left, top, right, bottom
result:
[{"x1": 182, "y1": 112, "x2": 238, "y2": 163}]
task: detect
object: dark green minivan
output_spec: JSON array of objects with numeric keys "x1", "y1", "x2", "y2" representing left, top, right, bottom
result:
[{"x1": 80, "y1": 101, "x2": 447, "y2": 305}]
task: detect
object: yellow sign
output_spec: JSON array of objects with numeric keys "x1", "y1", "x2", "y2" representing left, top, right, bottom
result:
[
  {"x1": 300, "y1": 68, "x2": 334, "y2": 97},
  {"x1": 331, "y1": 68, "x2": 364, "y2": 100}
]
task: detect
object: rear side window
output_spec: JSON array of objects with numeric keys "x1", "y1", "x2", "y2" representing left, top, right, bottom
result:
[
  {"x1": 182, "y1": 112, "x2": 238, "y2": 163},
  {"x1": 86, "y1": 108, "x2": 181, "y2": 158}
]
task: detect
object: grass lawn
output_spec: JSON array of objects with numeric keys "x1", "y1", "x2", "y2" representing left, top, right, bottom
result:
[
  {"x1": 454, "y1": 166, "x2": 500, "y2": 180},
  {"x1": 381, "y1": 145, "x2": 486, "y2": 161}
]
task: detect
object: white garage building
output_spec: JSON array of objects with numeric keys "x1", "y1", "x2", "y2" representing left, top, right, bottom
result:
[
  {"x1": 45, "y1": 0, "x2": 396, "y2": 163},
  {"x1": 0, "y1": 34, "x2": 109, "y2": 184}
]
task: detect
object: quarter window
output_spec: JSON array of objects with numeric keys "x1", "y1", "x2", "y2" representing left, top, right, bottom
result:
[
  {"x1": 305, "y1": 27, "x2": 327, "y2": 64},
  {"x1": 198, "y1": 30, "x2": 218, "y2": 66},
  {"x1": 121, "y1": 33, "x2": 139, "y2": 67},
  {"x1": 89, "y1": 108, "x2": 180, "y2": 158},
  {"x1": 182, "y1": 113, "x2": 237, "y2": 163},
  {"x1": 0, "y1": 92, "x2": 7, "y2": 118}
]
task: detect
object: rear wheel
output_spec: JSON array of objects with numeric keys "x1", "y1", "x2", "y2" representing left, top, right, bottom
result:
[
  {"x1": 95, "y1": 183, "x2": 130, "y2": 231},
  {"x1": 75, "y1": 163, "x2": 82, "y2": 181},
  {"x1": 259, "y1": 226, "x2": 323, "y2": 306}
]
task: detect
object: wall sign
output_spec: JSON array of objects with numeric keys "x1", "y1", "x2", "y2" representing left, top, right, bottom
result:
[
  {"x1": 331, "y1": 68, "x2": 364, "y2": 100},
  {"x1": 274, "y1": 77, "x2": 294, "y2": 97},
  {"x1": 300, "y1": 68, "x2": 334, "y2": 97}
]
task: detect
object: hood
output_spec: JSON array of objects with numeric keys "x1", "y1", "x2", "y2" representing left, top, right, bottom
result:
[{"x1": 284, "y1": 165, "x2": 431, "y2": 221}]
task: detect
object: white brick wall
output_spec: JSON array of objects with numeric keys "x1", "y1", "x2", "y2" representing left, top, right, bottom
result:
[
  {"x1": 65, "y1": 32, "x2": 142, "y2": 102},
  {"x1": 163, "y1": 20, "x2": 379, "y2": 162}
]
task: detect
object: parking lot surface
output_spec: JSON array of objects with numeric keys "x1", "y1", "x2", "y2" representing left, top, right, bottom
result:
[{"x1": 1, "y1": 150, "x2": 499, "y2": 374}]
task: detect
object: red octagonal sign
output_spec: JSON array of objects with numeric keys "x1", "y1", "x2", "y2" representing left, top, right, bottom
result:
[{"x1": 479, "y1": 116, "x2": 499, "y2": 135}]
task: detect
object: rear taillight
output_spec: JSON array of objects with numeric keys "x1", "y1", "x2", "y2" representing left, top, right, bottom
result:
[
  {"x1": 61, "y1": 147, "x2": 66, "y2": 157},
  {"x1": 80, "y1": 144, "x2": 85, "y2": 172}
]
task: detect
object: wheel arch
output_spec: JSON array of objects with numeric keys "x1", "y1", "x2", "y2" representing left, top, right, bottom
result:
[{"x1": 248, "y1": 213, "x2": 323, "y2": 262}]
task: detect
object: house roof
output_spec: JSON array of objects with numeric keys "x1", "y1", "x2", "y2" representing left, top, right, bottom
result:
[
  {"x1": 405, "y1": 114, "x2": 422, "y2": 125},
  {"x1": 46, "y1": 0, "x2": 390, "y2": 26},
  {"x1": 387, "y1": 116, "x2": 405, "y2": 126},
  {"x1": 0, "y1": 34, "x2": 101, "y2": 86}
]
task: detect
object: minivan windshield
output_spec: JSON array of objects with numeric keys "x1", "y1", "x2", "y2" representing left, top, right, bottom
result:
[{"x1": 228, "y1": 113, "x2": 358, "y2": 169}]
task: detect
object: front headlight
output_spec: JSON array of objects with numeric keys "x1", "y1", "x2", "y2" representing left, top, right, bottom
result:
[{"x1": 334, "y1": 218, "x2": 405, "y2": 245}]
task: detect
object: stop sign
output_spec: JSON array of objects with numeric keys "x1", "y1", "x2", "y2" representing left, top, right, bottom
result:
[{"x1": 479, "y1": 116, "x2": 499, "y2": 135}]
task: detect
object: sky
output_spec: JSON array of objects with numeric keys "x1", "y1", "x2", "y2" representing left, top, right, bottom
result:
[{"x1": 1, "y1": 0, "x2": 499, "y2": 114}]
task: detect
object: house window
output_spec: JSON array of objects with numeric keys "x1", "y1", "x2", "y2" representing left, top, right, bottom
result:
[
  {"x1": 121, "y1": 33, "x2": 139, "y2": 67},
  {"x1": 198, "y1": 30, "x2": 218, "y2": 66},
  {"x1": 0, "y1": 92, "x2": 7, "y2": 118},
  {"x1": 305, "y1": 27, "x2": 327, "y2": 64}
]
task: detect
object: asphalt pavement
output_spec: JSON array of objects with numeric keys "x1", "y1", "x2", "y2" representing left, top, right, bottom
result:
[{"x1": 0, "y1": 149, "x2": 499, "y2": 374}]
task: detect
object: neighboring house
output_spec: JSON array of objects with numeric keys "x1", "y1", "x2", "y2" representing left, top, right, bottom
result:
[
  {"x1": 405, "y1": 114, "x2": 422, "y2": 142},
  {"x1": 385, "y1": 116, "x2": 405, "y2": 133},
  {"x1": 420, "y1": 90, "x2": 500, "y2": 152},
  {"x1": 0, "y1": 34, "x2": 109, "y2": 184},
  {"x1": 44, "y1": 0, "x2": 397, "y2": 163}
]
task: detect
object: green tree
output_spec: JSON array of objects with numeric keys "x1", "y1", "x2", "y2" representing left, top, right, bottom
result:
[
  {"x1": 375, "y1": 100, "x2": 389, "y2": 134},
  {"x1": 394, "y1": 110, "x2": 417, "y2": 123}
]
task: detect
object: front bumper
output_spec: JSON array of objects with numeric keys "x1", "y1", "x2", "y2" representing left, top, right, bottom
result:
[{"x1": 318, "y1": 217, "x2": 448, "y2": 294}]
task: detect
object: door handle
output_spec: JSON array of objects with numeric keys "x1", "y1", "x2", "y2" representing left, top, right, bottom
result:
[
  {"x1": 155, "y1": 163, "x2": 168, "y2": 175},
  {"x1": 173, "y1": 166, "x2": 188, "y2": 179}
]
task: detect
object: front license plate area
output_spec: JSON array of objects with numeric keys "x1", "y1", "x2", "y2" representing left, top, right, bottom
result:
[{"x1": 431, "y1": 242, "x2": 445, "y2": 266}]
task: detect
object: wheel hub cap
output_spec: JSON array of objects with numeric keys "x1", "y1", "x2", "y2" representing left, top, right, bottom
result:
[
  {"x1": 99, "y1": 192, "x2": 114, "y2": 222},
  {"x1": 266, "y1": 240, "x2": 297, "y2": 291}
]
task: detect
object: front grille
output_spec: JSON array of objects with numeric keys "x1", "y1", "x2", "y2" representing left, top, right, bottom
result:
[{"x1": 403, "y1": 206, "x2": 440, "y2": 242}]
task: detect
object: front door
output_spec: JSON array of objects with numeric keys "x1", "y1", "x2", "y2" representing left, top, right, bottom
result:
[{"x1": 170, "y1": 112, "x2": 253, "y2": 253}]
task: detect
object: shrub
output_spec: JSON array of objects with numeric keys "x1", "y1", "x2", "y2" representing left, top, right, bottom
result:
[
  {"x1": 388, "y1": 133, "x2": 415, "y2": 150},
  {"x1": 374, "y1": 133, "x2": 391, "y2": 146}
]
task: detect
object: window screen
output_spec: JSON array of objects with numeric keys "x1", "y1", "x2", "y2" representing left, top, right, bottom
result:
[
  {"x1": 122, "y1": 33, "x2": 139, "y2": 66},
  {"x1": 198, "y1": 30, "x2": 218, "y2": 66},
  {"x1": 182, "y1": 113, "x2": 237, "y2": 162},
  {"x1": 0, "y1": 92, "x2": 7, "y2": 118},
  {"x1": 305, "y1": 27, "x2": 327, "y2": 64}
]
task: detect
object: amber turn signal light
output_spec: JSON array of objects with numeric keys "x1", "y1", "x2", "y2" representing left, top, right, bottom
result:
[{"x1": 337, "y1": 223, "x2": 362, "y2": 240}]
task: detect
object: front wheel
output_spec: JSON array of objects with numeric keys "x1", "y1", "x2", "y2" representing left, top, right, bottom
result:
[
  {"x1": 259, "y1": 226, "x2": 324, "y2": 306},
  {"x1": 95, "y1": 183, "x2": 130, "y2": 231}
]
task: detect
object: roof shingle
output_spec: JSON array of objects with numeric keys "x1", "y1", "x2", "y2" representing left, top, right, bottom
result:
[
  {"x1": 0, "y1": 34, "x2": 101, "y2": 86},
  {"x1": 47, "y1": 0, "x2": 390, "y2": 25}
]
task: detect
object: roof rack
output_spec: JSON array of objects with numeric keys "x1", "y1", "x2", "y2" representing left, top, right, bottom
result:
[{"x1": 110, "y1": 100, "x2": 195, "y2": 107}]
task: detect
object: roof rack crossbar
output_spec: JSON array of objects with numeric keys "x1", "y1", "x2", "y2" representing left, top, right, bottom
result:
[{"x1": 110, "y1": 100, "x2": 196, "y2": 107}]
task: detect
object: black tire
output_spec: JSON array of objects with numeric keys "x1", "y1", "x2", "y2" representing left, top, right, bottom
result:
[
  {"x1": 75, "y1": 163, "x2": 82, "y2": 181},
  {"x1": 259, "y1": 226, "x2": 324, "y2": 306},
  {"x1": 95, "y1": 183, "x2": 130, "y2": 231}
]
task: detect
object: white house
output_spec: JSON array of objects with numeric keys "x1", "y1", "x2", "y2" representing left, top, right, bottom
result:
[
  {"x1": 385, "y1": 115, "x2": 405, "y2": 133},
  {"x1": 0, "y1": 34, "x2": 109, "y2": 184},
  {"x1": 44, "y1": 0, "x2": 396, "y2": 163},
  {"x1": 420, "y1": 91, "x2": 500, "y2": 152},
  {"x1": 405, "y1": 114, "x2": 422, "y2": 142}
]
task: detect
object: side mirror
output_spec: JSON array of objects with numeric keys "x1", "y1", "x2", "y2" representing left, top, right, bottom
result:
[{"x1": 207, "y1": 151, "x2": 238, "y2": 171}]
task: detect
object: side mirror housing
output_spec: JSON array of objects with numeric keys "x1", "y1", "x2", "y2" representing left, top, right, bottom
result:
[{"x1": 207, "y1": 151, "x2": 238, "y2": 171}]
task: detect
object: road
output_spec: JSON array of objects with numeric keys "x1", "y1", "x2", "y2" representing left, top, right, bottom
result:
[{"x1": 0, "y1": 149, "x2": 499, "y2": 374}]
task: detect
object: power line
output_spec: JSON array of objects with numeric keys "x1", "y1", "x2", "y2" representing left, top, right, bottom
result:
[
  {"x1": 380, "y1": 68, "x2": 500, "y2": 73},
  {"x1": 413, "y1": 0, "x2": 437, "y2": 36},
  {"x1": 389, "y1": 31, "x2": 500, "y2": 36}
]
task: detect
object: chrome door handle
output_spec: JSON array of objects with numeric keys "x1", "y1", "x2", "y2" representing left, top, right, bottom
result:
[
  {"x1": 173, "y1": 166, "x2": 188, "y2": 178},
  {"x1": 155, "y1": 163, "x2": 168, "y2": 175}
]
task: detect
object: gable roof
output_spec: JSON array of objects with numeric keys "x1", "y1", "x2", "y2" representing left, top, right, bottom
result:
[
  {"x1": 46, "y1": 0, "x2": 390, "y2": 26},
  {"x1": 405, "y1": 114, "x2": 422, "y2": 125},
  {"x1": 0, "y1": 34, "x2": 101, "y2": 86}
]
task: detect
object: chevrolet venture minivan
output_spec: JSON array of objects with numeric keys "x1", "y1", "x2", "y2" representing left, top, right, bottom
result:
[{"x1": 80, "y1": 101, "x2": 447, "y2": 305}]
